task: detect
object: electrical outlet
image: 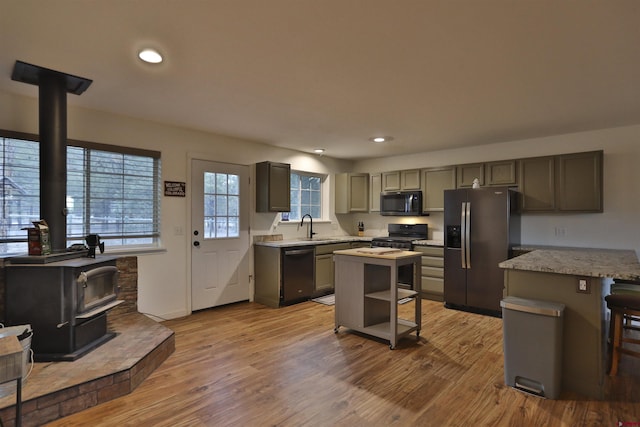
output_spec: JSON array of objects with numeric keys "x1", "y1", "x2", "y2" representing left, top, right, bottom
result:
[
  {"x1": 555, "y1": 227, "x2": 567, "y2": 238},
  {"x1": 576, "y1": 278, "x2": 590, "y2": 294}
]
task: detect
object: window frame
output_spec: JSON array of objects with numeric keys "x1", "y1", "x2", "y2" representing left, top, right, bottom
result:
[
  {"x1": 0, "y1": 129, "x2": 162, "y2": 255},
  {"x1": 288, "y1": 170, "x2": 325, "y2": 222}
]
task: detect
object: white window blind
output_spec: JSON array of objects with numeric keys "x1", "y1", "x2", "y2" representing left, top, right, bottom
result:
[
  {"x1": 0, "y1": 131, "x2": 161, "y2": 254},
  {"x1": 0, "y1": 136, "x2": 40, "y2": 254},
  {"x1": 66, "y1": 145, "x2": 161, "y2": 246}
]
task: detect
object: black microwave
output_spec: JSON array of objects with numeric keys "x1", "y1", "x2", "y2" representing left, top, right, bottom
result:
[{"x1": 380, "y1": 191, "x2": 423, "y2": 216}]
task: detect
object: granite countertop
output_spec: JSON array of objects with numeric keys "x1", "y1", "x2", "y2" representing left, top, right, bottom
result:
[
  {"x1": 254, "y1": 236, "x2": 372, "y2": 248},
  {"x1": 499, "y1": 248, "x2": 640, "y2": 281},
  {"x1": 412, "y1": 239, "x2": 444, "y2": 247}
]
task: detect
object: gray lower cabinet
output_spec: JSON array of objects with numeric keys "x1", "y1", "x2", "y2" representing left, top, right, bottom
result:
[
  {"x1": 314, "y1": 243, "x2": 350, "y2": 295},
  {"x1": 350, "y1": 241, "x2": 371, "y2": 249},
  {"x1": 413, "y1": 245, "x2": 444, "y2": 301},
  {"x1": 255, "y1": 244, "x2": 314, "y2": 307},
  {"x1": 254, "y1": 245, "x2": 282, "y2": 308},
  {"x1": 255, "y1": 242, "x2": 360, "y2": 307}
]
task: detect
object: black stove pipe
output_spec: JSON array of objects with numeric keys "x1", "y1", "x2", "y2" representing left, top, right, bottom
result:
[
  {"x1": 11, "y1": 60, "x2": 92, "y2": 253},
  {"x1": 39, "y1": 71, "x2": 68, "y2": 252}
]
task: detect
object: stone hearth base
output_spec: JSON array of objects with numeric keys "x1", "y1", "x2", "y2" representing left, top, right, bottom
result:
[{"x1": 0, "y1": 313, "x2": 175, "y2": 427}]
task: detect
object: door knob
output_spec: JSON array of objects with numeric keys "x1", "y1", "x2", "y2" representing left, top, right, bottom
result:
[{"x1": 193, "y1": 241, "x2": 200, "y2": 247}]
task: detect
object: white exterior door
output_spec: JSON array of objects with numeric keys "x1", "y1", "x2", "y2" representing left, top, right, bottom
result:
[{"x1": 191, "y1": 159, "x2": 250, "y2": 310}]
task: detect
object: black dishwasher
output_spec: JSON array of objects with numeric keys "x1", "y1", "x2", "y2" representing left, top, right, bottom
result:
[{"x1": 282, "y1": 246, "x2": 315, "y2": 305}]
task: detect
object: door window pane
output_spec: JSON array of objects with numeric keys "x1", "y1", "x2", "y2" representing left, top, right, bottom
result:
[{"x1": 203, "y1": 172, "x2": 240, "y2": 238}]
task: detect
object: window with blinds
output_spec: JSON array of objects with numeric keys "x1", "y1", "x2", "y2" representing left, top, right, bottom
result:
[
  {"x1": 0, "y1": 136, "x2": 40, "y2": 254},
  {"x1": 0, "y1": 131, "x2": 161, "y2": 254}
]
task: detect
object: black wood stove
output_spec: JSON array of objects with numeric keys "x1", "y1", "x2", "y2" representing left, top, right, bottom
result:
[{"x1": 4, "y1": 253, "x2": 122, "y2": 361}]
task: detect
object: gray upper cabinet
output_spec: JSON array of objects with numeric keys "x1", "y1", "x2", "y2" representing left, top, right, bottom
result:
[
  {"x1": 255, "y1": 161, "x2": 290, "y2": 212},
  {"x1": 382, "y1": 171, "x2": 400, "y2": 191},
  {"x1": 518, "y1": 150, "x2": 603, "y2": 213},
  {"x1": 456, "y1": 163, "x2": 484, "y2": 188},
  {"x1": 369, "y1": 173, "x2": 382, "y2": 212},
  {"x1": 400, "y1": 169, "x2": 421, "y2": 190},
  {"x1": 335, "y1": 173, "x2": 369, "y2": 214},
  {"x1": 421, "y1": 166, "x2": 456, "y2": 212},
  {"x1": 519, "y1": 156, "x2": 556, "y2": 212},
  {"x1": 556, "y1": 151, "x2": 603, "y2": 212},
  {"x1": 485, "y1": 160, "x2": 517, "y2": 186},
  {"x1": 382, "y1": 169, "x2": 421, "y2": 191}
]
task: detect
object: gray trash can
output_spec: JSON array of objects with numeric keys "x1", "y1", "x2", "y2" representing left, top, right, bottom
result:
[{"x1": 501, "y1": 296, "x2": 565, "y2": 399}]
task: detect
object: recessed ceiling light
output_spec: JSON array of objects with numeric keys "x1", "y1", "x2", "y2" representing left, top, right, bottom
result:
[
  {"x1": 314, "y1": 148, "x2": 325, "y2": 154},
  {"x1": 369, "y1": 136, "x2": 394, "y2": 143},
  {"x1": 138, "y1": 48, "x2": 163, "y2": 64}
]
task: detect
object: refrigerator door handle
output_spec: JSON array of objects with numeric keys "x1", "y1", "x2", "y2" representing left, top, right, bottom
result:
[
  {"x1": 465, "y1": 201, "x2": 471, "y2": 269},
  {"x1": 460, "y1": 202, "x2": 467, "y2": 269}
]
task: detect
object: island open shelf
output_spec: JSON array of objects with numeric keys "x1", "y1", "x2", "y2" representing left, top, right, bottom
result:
[{"x1": 333, "y1": 248, "x2": 422, "y2": 349}]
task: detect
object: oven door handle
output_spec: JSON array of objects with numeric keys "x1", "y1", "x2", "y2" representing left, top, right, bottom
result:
[
  {"x1": 78, "y1": 266, "x2": 119, "y2": 286},
  {"x1": 76, "y1": 300, "x2": 125, "y2": 320}
]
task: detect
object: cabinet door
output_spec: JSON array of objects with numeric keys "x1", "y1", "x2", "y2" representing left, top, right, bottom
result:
[
  {"x1": 382, "y1": 171, "x2": 401, "y2": 191},
  {"x1": 315, "y1": 254, "x2": 334, "y2": 293},
  {"x1": 335, "y1": 173, "x2": 369, "y2": 213},
  {"x1": 456, "y1": 163, "x2": 484, "y2": 188},
  {"x1": 421, "y1": 167, "x2": 456, "y2": 211},
  {"x1": 401, "y1": 169, "x2": 421, "y2": 190},
  {"x1": 485, "y1": 160, "x2": 517, "y2": 186},
  {"x1": 557, "y1": 151, "x2": 603, "y2": 212},
  {"x1": 348, "y1": 173, "x2": 369, "y2": 212},
  {"x1": 519, "y1": 156, "x2": 555, "y2": 212},
  {"x1": 255, "y1": 161, "x2": 290, "y2": 212},
  {"x1": 369, "y1": 173, "x2": 382, "y2": 212}
]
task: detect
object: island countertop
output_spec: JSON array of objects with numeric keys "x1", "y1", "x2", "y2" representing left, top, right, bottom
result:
[
  {"x1": 334, "y1": 247, "x2": 422, "y2": 260},
  {"x1": 499, "y1": 248, "x2": 640, "y2": 281}
]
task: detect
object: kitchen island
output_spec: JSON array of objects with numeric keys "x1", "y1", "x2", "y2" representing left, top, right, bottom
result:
[
  {"x1": 499, "y1": 248, "x2": 640, "y2": 399},
  {"x1": 333, "y1": 248, "x2": 422, "y2": 349}
]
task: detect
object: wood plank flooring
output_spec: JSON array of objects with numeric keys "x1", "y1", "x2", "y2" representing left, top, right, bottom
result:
[{"x1": 46, "y1": 299, "x2": 640, "y2": 427}]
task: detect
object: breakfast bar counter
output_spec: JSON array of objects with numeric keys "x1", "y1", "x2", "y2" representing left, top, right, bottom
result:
[
  {"x1": 499, "y1": 247, "x2": 640, "y2": 399},
  {"x1": 499, "y1": 248, "x2": 640, "y2": 281}
]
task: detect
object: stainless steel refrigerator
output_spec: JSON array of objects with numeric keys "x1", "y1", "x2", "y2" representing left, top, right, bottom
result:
[{"x1": 444, "y1": 187, "x2": 520, "y2": 315}]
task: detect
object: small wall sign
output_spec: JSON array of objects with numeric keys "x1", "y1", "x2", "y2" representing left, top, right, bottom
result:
[{"x1": 164, "y1": 181, "x2": 186, "y2": 197}]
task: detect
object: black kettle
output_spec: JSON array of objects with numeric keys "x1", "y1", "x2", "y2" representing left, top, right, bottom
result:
[{"x1": 85, "y1": 234, "x2": 105, "y2": 258}]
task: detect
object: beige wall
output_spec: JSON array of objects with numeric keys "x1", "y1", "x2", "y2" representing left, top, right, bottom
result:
[{"x1": 2, "y1": 89, "x2": 639, "y2": 319}]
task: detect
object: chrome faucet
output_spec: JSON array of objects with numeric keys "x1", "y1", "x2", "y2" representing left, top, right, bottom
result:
[{"x1": 300, "y1": 214, "x2": 316, "y2": 239}]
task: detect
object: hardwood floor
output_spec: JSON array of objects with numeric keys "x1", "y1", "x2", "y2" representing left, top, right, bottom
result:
[{"x1": 46, "y1": 299, "x2": 640, "y2": 426}]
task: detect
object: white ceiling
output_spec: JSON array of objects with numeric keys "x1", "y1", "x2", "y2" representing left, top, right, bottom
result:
[{"x1": 1, "y1": 1, "x2": 639, "y2": 160}]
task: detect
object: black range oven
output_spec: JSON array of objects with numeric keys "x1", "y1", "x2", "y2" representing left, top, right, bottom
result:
[{"x1": 371, "y1": 223, "x2": 428, "y2": 289}]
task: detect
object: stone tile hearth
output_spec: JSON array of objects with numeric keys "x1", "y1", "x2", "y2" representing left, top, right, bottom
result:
[{"x1": 0, "y1": 313, "x2": 174, "y2": 427}]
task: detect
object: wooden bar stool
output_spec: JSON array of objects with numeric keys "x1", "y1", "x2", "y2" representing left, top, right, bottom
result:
[
  {"x1": 611, "y1": 279, "x2": 640, "y2": 329},
  {"x1": 605, "y1": 293, "x2": 640, "y2": 376}
]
